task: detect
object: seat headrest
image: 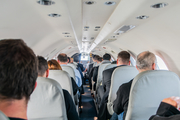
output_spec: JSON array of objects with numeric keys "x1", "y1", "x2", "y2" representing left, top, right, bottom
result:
[
  {"x1": 67, "y1": 63, "x2": 77, "y2": 69},
  {"x1": 27, "y1": 77, "x2": 67, "y2": 120},
  {"x1": 126, "y1": 70, "x2": 180, "y2": 120},
  {"x1": 0, "y1": 111, "x2": 8, "y2": 120},
  {"x1": 61, "y1": 66, "x2": 75, "y2": 80},
  {"x1": 107, "y1": 66, "x2": 138, "y2": 115},
  {"x1": 48, "y1": 70, "x2": 74, "y2": 100},
  {"x1": 104, "y1": 64, "x2": 117, "y2": 71}
]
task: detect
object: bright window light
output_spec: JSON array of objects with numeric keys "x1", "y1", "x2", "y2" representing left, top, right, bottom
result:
[
  {"x1": 81, "y1": 53, "x2": 89, "y2": 61},
  {"x1": 155, "y1": 55, "x2": 168, "y2": 70}
]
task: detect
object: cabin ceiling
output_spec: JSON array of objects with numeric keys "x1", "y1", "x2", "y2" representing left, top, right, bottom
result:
[{"x1": 1, "y1": 0, "x2": 180, "y2": 76}]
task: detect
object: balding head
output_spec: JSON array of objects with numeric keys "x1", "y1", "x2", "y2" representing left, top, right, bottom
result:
[
  {"x1": 136, "y1": 51, "x2": 156, "y2": 72},
  {"x1": 57, "y1": 53, "x2": 68, "y2": 63}
]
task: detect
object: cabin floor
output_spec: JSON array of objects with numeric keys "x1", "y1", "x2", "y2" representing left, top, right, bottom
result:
[{"x1": 80, "y1": 85, "x2": 97, "y2": 120}]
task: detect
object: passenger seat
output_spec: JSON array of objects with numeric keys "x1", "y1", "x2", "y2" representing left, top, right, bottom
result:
[
  {"x1": 27, "y1": 77, "x2": 67, "y2": 120},
  {"x1": 125, "y1": 70, "x2": 180, "y2": 120},
  {"x1": 0, "y1": 111, "x2": 9, "y2": 120}
]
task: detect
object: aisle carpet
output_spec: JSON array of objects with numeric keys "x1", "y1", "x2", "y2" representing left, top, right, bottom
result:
[{"x1": 80, "y1": 85, "x2": 97, "y2": 120}]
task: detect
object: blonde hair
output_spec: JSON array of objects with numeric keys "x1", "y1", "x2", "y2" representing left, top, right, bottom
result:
[{"x1": 48, "y1": 59, "x2": 62, "y2": 70}]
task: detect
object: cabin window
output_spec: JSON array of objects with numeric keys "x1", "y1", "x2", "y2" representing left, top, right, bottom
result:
[
  {"x1": 155, "y1": 55, "x2": 168, "y2": 70},
  {"x1": 130, "y1": 56, "x2": 136, "y2": 66},
  {"x1": 81, "y1": 53, "x2": 89, "y2": 61}
]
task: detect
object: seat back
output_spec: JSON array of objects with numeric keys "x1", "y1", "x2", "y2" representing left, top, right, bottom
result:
[
  {"x1": 67, "y1": 63, "x2": 77, "y2": 70},
  {"x1": 0, "y1": 111, "x2": 9, "y2": 120},
  {"x1": 61, "y1": 66, "x2": 76, "y2": 81},
  {"x1": 27, "y1": 77, "x2": 67, "y2": 120},
  {"x1": 48, "y1": 70, "x2": 74, "y2": 101},
  {"x1": 125, "y1": 70, "x2": 180, "y2": 120},
  {"x1": 104, "y1": 64, "x2": 117, "y2": 71},
  {"x1": 96, "y1": 63, "x2": 111, "y2": 89},
  {"x1": 107, "y1": 66, "x2": 138, "y2": 115}
]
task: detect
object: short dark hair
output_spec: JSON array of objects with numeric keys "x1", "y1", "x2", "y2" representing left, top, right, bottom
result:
[
  {"x1": 37, "y1": 56, "x2": 48, "y2": 76},
  {"x1": 94, "y1": 55, "x2": 100, "y2": 61},
  {"x1": 74, "y1": 55, "x2": 80, "y2": 62},
  {"x1": 0, "y1": 39, "x2": 38, "y2": 100},
  {"x1": 117, "y1": 51, "x2": 130, "y2": 63},
  {"x1": 57, "y1": 53, "x2": 68, "y2": 62},
  {"x1": 103, "y1": 53, "x2": 111, "y2": 60},
  {"x1": 92, "y1": 55, "x2": 97, "y2": 59},
  {"x1": 98, "y1": 57, "x2": 103, "y2": 62}
]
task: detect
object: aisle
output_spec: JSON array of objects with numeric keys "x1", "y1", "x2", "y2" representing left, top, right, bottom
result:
[{"x1": 80, "y1": 85, "x2": 97, "y2": 120}]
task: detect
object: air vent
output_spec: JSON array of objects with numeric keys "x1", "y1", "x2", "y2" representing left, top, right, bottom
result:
[
  {"x1": 111, "y1": 36, "x2": 117, "y2": 38},
  {"x1": 62, "y1": 32, "x2": 70, "y2": 34},
  {"x1": 95, "y1": 26, "x2": 101, "y2": 29},
  {"x1": 84, "y1": 26, "x2": 89, "y2": 29},
  {"x1": 85, "y1": 1, "x2": 95, "y2": 5},
  {"x1": 84, "y1": 37, "x2": 87, "y2": 39},
  {"x1": 114, "y1": 25, "x2": 135, "y2": 34},
  {"x1": 37, "y1": 0, "x2": 55, "y2": 5},
  {"x1": 151, "y1": 3, "x2": 168, "y2": 8},
  {"x1": 105, "y1": 1, "x2": 116, "y2": 6},
  {"x1": 65, "y1": 35, "x2": 71, "y2": 37},
  {"x1": 91, "y1": 37, "x2": 94, "y2": 40},
  {"x1": 94, "y1": 29, "x2": 98, "y2": 31},
  {"x1": 84, "y1": 29, "x2": 88, "y2": 31},
  {"x1": 48, "y1": 13, "x2": 61, "y2": 17},
  {"x1": 136, "y1": 15, "x2": 149, "y2": 19}
]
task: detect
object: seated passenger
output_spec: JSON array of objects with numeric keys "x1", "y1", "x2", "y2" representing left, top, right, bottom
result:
[
  {"x1": 111, "y1": 61, "x2": 117, "y2": 64},
  {"x1": 92, "y1": 57, "x2": 103, "y2": 90},
  {"x1": 149, "y1": 97, "x2": 180, "y2": 120},
  {"x1": 48, "y1": 59, "x2": 79, "y2": 95},
  {"x1": 37, "y1": 56, "x2": 79, "y2": 120},
  {"x1": 57, "y1": 53, "x2": 82, "y2": 87},
  {"x1": 0, "y1": 39, "x2": 38, "y2": 120},
  {"x1": 112, "y1": 51, "x2": 157, "y2": 120},
  {"x1": 98, "y1": 51, "x2": 130, "y2": 120}
]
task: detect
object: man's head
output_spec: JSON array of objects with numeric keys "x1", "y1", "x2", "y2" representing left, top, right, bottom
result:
[
  {"x1": 97, "y1": 57, "x2": 103, "y2": 63},
  {"x1": 117, "y1": 51, "x2": 130, "y2": 66},
  {"x1": 103, "y1": 53, "x2": 111, "y2": 61},
  {"x1": 74, "y1": 55, "x2": 80, "y2": 63},
  {"x1": 37, "y1": 56, "x2": 49, "y2": 78},
  {"x1": 0, "y1": 39, "x2": 38, "y2": 101},
  {"x1": 67, "y1": 57, "x2": 70, "y2": 63},
  {"x1": 136, "y1": 51, "x2": 156, "y2": 72},
  {"x1": 57, "y1": 53, "x2": 68, "y2": 64}
]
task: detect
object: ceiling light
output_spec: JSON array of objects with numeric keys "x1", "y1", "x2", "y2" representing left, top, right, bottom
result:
[
  {"x1": 85, "y1": 1, "x2": 96, "y2": 5},
  {"x1": 151, "y1": 3, "x2": 168, "y2": 8},
  {"x1": 105, "y1": 1, "x2": 116, "y2": 6},
  {"x1": 37, "y1": 0, "x2": 55, "y2": 5},
  {"x1": 136, "y1": 15, "x2": 149, "y2": 19},
  {"x1": 114, "y1": 25, "x2": 135, "y2": 33},
  {"x1": 48, "y1": 13, "x2": 61, "y2": 17},
  {"x1": 62, "y1": 32, "x2": 70, "y2": 34}
]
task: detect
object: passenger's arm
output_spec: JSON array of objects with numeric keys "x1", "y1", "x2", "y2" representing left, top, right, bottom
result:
[
  {"x1": 149, "y1": 97, "x2": 180, "y2": 120},
  {"x1": 113, "y1": 86, "x2": 125, "y2": 115},
  {"x1": 63, "y1": 89, "x2": 79, "y2": 120}
]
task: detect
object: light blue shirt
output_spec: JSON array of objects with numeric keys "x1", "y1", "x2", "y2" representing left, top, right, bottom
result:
[{"x1": 61, "y1": 64, "x2": 82, "y2": 87}]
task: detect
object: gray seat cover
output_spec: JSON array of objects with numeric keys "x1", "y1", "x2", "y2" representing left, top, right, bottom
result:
[
  {"x1": 27, "y1": 77, "x2": 67, "y2": 120},
  {"x1": 0, "y1": 111, "x2": 9, "y2": 120},
  {"x1": 104, "y1": 64, "x2": 117, "y2": 71},
  {"x1": 67, "y1": 63, "x2": 77, "y2": 70},
  {"x1": 96, "y1": 63, "x2": 111, "y2": 89},
  {"x1": 48, "y1": 70, "x2": 74, "y2": 102},
  {"x1": 125, "y1": 70, "x2": 180, "y2": 120},
  {"x1": 107, "y1": 66, "x2": 138, "y2": 115},
  {"x1": 61, "y1": 66, "x2": 76, "y2": 81}
]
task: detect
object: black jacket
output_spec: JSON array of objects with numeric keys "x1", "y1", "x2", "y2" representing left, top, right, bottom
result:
[
  {"x1": 92, "y1": 66, "x2": 99, "y2": 90},
  {"x1": 149, "y1": 102, "x2": 180, "y2": 120}
]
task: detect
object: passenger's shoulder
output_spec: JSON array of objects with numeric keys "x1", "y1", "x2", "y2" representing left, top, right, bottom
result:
[
  {"x1": 104, "y1": 66, "x2": 117, "y2": 73},
  {"x1": 120, "y1": 79, "x2": 133, "y2": 89}
]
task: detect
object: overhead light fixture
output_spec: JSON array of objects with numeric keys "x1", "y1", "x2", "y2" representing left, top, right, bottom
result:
[
  {"x1": 114, "y1": 25, "x2": 135, "y2": 34},
  {"x1": 37, "y1": 0, "x2": 55, "y2": 5},
  {"x1": 151, "y1": 3, "x2": 168, "y2": 8},
  {"x1": 85, "y1": 1, "x2": 96, "y2": 5},
  {"x1": 48, "y1": 13, "x2": 61, "y2": 17},
  {"x1": 105, "y1": 1, "x2": 116, "y2": 6},
  {"x1": 136, "y1": 15, "x2": 149, "y2": 19}
]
